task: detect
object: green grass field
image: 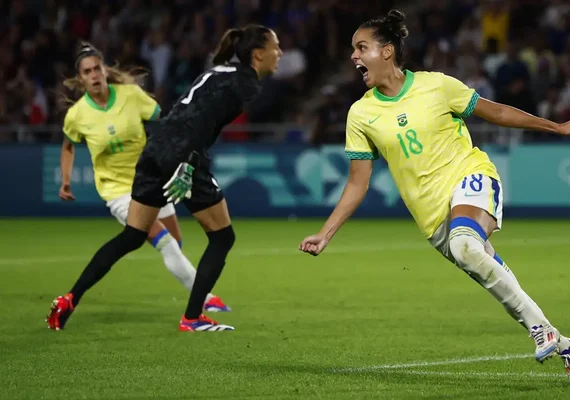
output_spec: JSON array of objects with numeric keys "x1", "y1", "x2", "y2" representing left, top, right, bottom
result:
[{"x1": 1, "y1": 218, "x2": 570, "y2": 399}]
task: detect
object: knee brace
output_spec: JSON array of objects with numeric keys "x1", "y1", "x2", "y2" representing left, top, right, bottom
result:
[
  {"x1": 120, "y1": 225, "x2": 148, "y2": 253},
  {"x1": 448, "y1": 217, "x2": 493, "y2": 284}
]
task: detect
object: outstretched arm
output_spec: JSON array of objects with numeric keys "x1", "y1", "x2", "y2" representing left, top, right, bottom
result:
[
  {"x1": 473, "y1": 97, "x2": 568, "y2": 135},
  {"x1": 299, "y1": 159, "x2": 372, "y2": 256}
]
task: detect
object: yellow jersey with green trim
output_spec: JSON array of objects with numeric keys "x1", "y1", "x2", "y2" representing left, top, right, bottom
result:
[
  {"x1": 63, "y1": 84, "x2": 160, "y2": 201},
  {"x1": 345, "y1": 70, "x2": 499, "y2": 238}
]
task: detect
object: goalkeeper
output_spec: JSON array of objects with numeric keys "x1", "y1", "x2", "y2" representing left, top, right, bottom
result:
[{"x1": 47, "y1": 24, "x2": 282, "y2": 332}]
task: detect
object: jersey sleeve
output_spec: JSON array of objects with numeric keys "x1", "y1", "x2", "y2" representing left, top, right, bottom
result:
[
  {"x1": 345, "y1": 106, "x2": 379, "y2": 160},
  {"x1": 132, "y1": 85, "x2": 161, "y2": 121},
  {"x1": 62, "y1": 107, "x2": 82, "y2": 144},
  {"x1": 440, "y1": 74, "x2": 480, "y2": 117}
]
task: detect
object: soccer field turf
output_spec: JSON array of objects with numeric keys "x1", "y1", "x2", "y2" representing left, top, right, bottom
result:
[{"x1": 1, "y1": 218, "x2": 570, "y2": 399}]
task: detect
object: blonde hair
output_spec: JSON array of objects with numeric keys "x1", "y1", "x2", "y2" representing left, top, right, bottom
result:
[{"x1": 59, "y1": 64, "x2": 150, "y2": 109}]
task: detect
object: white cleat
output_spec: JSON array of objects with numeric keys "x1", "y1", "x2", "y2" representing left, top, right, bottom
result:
[
  {"x1": 557, "y1": 335, "x2": 570, "y2": 382},
  {"x1": 531, "y1": 324, "x2": 560, "y2": 363}
]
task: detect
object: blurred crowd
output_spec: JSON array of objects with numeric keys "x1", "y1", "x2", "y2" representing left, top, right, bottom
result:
[
  {"x1": 0, "y1": 0, "x2": 569, "y2": 145},
  {"x1": 311, "y1": 0, "x2": 570, "y2": 146}
]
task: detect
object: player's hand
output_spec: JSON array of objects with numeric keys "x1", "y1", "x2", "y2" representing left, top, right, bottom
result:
[
  {"x1": 59, "y1": 184, "x2": 75, "y2": 201},
  {"x1": 163, "y1": 162, "x2": 195, "y2": 205},
  {"x1": 299, "y1": 233, "x2": 329, "y2": 256},
  {"x1": 557, "y1": 121, "x2": 570, "y2": 135}
]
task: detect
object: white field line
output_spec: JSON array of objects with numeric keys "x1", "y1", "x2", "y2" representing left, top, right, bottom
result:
[
  {"x1": 333, "y1": 353, "x2": 567, "y2": 379},
  {"x1": 334, "y1": 353, "x2": 567, "y2": 379},
  {"x1": 0, "y1": 236, "x2": 569, "y2": 267},
  {"x1": 392, "y1": 370, "x2": 566, "y2": 379},
  {"x1": 333, "y1": 353, "x2": 533, "y2": 373}
]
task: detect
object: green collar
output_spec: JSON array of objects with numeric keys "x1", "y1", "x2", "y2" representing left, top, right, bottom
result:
[
  {"x1": 85, "y1": 84, "x2": 117, "y2": 111},
  {"x1": 373, "y1": 70, "x2": 414, "y2": 102}
]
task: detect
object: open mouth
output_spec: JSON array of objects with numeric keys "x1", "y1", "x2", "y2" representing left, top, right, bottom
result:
[{"x1": 356, "y1": 64, "x2": 369, "y2": 80}]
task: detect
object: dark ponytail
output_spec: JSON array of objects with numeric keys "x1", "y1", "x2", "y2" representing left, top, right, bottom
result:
[
  {"x1": 212, "y1": 29, "x2": 244, "y2": 65},
  {"x1": 212, "y1": 25, "x2": 272, "y2": 66},
  {"x1": 359, "y1": 9, "x2": 409, "y2": 66}
]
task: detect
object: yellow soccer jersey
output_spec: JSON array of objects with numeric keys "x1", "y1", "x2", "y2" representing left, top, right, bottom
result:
[
  {"x1": 63, "y1": 84, "x2": 160, "y2": 201},
  {"x1": 345, "y1": 70, "x2": 499, "y2": 238}
]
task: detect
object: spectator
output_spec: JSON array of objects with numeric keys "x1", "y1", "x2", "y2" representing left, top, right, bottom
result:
[
  {"x1": 310, "y1": 85, "x2": 347, "y2": 146},
  {"x1": 140, "y1": 29, "x2": 172, "y2": 104},
  {"x1": 39, "y1": 0, "x2": 67, "y2": 32},
  {"x1": 481, "y1": 46, "x2": 498, "y2": 81},
  {"x1": 115, "y1": 37, "x2": 153, "y2": 92},
  {"x1": 68, "y1": 6, "x2": 90, "y2": 40},
  {"x1": 494, "y1": 42, "x2": 531, "y2": 103},
  {"x1": 455, "y1": 40, "x2": 480, "y2": 81},
  {"x1": 271, "y1": 29, "x2": 306, "y2": 93},
  {"x1": 116, "y1": 0, "x2": 149, "y2": 34},
  {"x1": 455, "y1": 15, "x2": 482, "y2": 52},
  {"x1": 90, "y1": 3, "x2": 119, "y2": 54},
  {"x1": 166, "y1": 38, "x2": 203, "y2": 108},
  {"x1": 538, "y1": 84, "x2": 565, "y2": 123},
  {"x1": 519, "y1": 32, "x2": 557, "y2": 79},
  {"x1": 558, "y1": 64, "x2": 570, "y2": 119},
  {"x1": 465, "y1": 67, "x2": 495, "y2": 102},
  {"x1": 481, "y1": 0, "x2": 509, "y2": 52},
  {"x1": 540, "y1": 0, "x2": 570, "y2": 33}
]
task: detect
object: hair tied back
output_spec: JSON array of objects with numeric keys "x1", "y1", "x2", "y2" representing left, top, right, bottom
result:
[{"x1": 385, "y1": 9, "x2": 409, "y2": 39}]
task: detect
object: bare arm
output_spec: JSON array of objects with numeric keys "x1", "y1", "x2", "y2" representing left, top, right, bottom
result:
[
  {"x1": 59, "y1": 138, "x2": 75, "y2": 200},
  {"x1": 319, "y1": 160, "x2": 372, "y2": 240},
  {"x1": 473, "y1": 97, "x2": 562, "y2": 134},
  {"x1": 299, "y1": 160, "x2": 372, "y2": 255}
]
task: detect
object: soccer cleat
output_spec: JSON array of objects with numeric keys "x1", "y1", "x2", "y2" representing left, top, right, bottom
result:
[
  {"x1": 45, "y1": 293, "x2": 74, "y2": 331},
  {"x1": 557, "y1": 336, "x2": 570, "y2": 382},
  {"x1": 204, "y1": 296, "x2": 231, "y2": 312},
  {"x1": 531, "y1": 324, "x2": 560, "y2": 363},
  {"x1": 179, "y1": 314, "x2": 234, "y2": 332}
]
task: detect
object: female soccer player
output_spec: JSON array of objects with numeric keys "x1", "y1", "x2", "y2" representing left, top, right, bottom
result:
[
  {"x1": 299, "y1": 10, "x2": 570, "y2": 375},
  {"x1": 47, "y1": 26, "x2": 282, "y2": 332},
  {"x1": 46, "y1": 43, "x2": 230, "y2": 330}
]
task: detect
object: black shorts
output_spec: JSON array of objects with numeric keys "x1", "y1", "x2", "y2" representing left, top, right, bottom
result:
[{"x1": 131, "y1": 131, "x2": 224, "y2": 214}]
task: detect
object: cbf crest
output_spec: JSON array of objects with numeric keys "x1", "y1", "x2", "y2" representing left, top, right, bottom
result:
[
  {"x1": 397, "y1": 113, "x2": 408, "y2": 127},
  {"x1": 108, "y1": 125, "x2": 116, "y2": 135}
]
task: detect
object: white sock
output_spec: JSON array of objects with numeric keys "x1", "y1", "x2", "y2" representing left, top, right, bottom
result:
[
  {"x1": 501, "y1": 264, "x2": 527, "y2": 329},
  {"x1": 479, "y1": 258, "x2": 549, "y2": 331},
  {"x1": 493, "y1": 254, "x2": 548, "y2": 332},
  {"x1": 449, "y1": 228, "x2": 550, "y2": 332},
  {"x1": 153, "y1": 230, "x2": 216, "y2": 303},
  {"x1": 154, "y1": 232, "x2": 196, "y2": 291},
  {"x1": 559, "y1": 335, "x2": 570, "y2": 352}
]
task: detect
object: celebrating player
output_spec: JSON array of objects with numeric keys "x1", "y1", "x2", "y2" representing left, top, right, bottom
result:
[
  {"x1": 46, "y1": 42, "x2": 230, "y2": 330},
  {"x1": 47, "y1": 26, "x2": 282, "y2": 332},
  {"x1": 299, "y1": 10, "x2": 570, "y2": 375}
]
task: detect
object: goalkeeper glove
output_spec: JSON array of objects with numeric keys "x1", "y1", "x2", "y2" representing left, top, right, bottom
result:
[{"x1": 163, "y1": 162, "x2": 195, "y2": 204}]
